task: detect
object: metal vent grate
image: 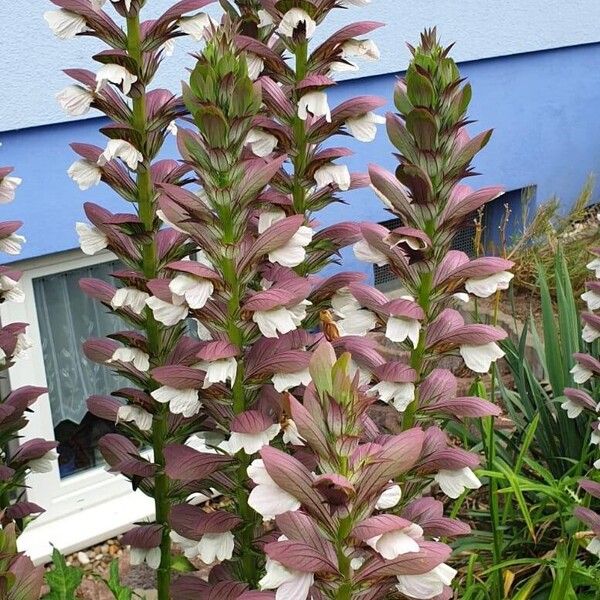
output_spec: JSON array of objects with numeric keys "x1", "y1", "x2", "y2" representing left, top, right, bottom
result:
[{"x1": 373, "y1": 218, "x2": 476, "y2": 288}]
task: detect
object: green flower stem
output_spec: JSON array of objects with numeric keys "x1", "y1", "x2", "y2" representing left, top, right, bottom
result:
[
  {"x1": 222, "y1": 245, "x2": 259, "y2": 585},
  {"x1": 402, "y1": 271, "x2": 434, "y2": 430},
  {"x1": 291, "y1": 40, "x2": 309, "y2": 216},
  {"x1": 126, "y1": 13, "x2": 171, "y2": 599}
]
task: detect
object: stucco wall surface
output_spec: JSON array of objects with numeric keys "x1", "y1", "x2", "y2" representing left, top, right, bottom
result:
[{"x1": 2, "y1": 0, "x2": 600, "y2": 131}]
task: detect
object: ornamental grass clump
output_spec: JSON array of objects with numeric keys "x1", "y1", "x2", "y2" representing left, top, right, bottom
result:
[{"x1": 0, "y1": 167, "x2": 55, "y2": 599}]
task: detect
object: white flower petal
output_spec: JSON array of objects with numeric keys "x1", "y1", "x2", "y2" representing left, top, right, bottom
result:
[
  {"x1": 346, "y1": 112, "x2": 386, "y2": 142},
  {"x1": 253, "y1": 307, "x2": 297, "y2": 338},
  {"x1": 95, "y1": 64, "x2": 137, "y2": 94},
  {"x1": 353, "y1": 239, "x2": 388, "y2": 266},
  {"x1": 375, "y1": 484, "x2": 402, "y2": 510},
  {"x1": 117, "y1": 405, "x2": 153, "y2": 431},
  {"x1": 246, "y1": 129, "x2": 278, "y2": 157},
  {"x1": 465, "y1": 271, "x2": 514, "y2": 298},
  {"x1": 145, "y1": 296, "x2": 188, "y2": 325},
  {"x1": 298, "y1": 91, "x2": 331, "y2": 122},
  {"x1": 570, "y1": 363, "x2": 593, "y2": 384},
  {"x1": 178, "y1": 13, "x2": 216, "y2": 40},
  {"x1": 314, "y1": 164, "x2": 351, "y2": 191},
  {"x1": 197, "y1": 357, "x2": 238, "y2": 388},
  {"x1": 68, "y1": 160, "x2": 101, "y2": 190},
  {"x1": 385, "y1": 317, "x2": 421, "y2": 347},
  {"x1": 0, "y1": 176, "x2": 22, "y2": 204},
  {"x1": 370, "y1": 381, "x2": 415, "y2": 412},
  {"x1": 0, "y1": 234, "x2": 26, "y2": 256},
  {"x1": 272, "y1": 368, "x2": 312, "y2": 392},
  {"x1": 460, "y1": 341, "x2": 504, "y2": 373},
  {"x1": 225, "y1": 424, "x2": 281, "y2": 455},
  {"x1": 44, "y1": 9, "x2": 89, "y2": 39},
  {"x1": 111, "y1": 287, "x2": 149, "y2": 315},
  {"x1": 247, "y1": 459, "x2": 300, "y2": 519},
  {"x1": 396, "y1": 563, "x2": 457, "y2": 599},
  {"x1": 560, "y1": 398, "x2": 584, "y2": 419},
  {"x1": 151, "y1": 386, "x2": 200, "y2": 418},
  {"x1": 76, "y1": 222, "x2": 108, "y2": 255},
  {"x1": 434, "y1": 467, "x2": 481, "y2": 499},
  {"x1": 582, "y1": 290, "x2": 600, "y2": 311},
  {"x1": 246, "y1": 54, "x2": 264, "y2": 80},
  {"x1": 98, "y1": 139, "x2": 143, "y2": 170},
  {"x1": 277, "y1": 8, "x2": 316, "y2": 39},
  {"x1": 197, "y1": 532, "x2": 235, "y2": 564},
  {"x1": 169, "y1": 274, "x2": 213, "y2": 309},
  {"x1": 56, "y1": 85, "x2": 94, "y2": 116},
  {"x1": 337, "y1": 309, "x2": 378, "y2": 337}
]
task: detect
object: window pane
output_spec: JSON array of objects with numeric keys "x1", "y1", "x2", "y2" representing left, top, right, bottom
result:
[{"x1": 33, "y1": 260, "x2": 125, "y2": 479}]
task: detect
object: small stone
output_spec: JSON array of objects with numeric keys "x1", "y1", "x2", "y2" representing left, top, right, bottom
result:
[
  {"x1": 109, "y1": 544, "x2": 119, "y2": 555},
  {"x1": 101, "y1": 544, "x2": 109, "y2": 554},
  {"x1": 77, "y1": 551, "x2": 90, "y2": 565}
]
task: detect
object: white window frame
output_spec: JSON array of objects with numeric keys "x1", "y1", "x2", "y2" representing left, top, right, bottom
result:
[{"x1": 0, "y1": 249, "x2": 154, "y2": 564}]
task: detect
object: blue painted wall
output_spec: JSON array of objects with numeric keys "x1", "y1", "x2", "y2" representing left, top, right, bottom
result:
[{"x1": 2, "y1": 42, "x2": 600, "y2": 281}]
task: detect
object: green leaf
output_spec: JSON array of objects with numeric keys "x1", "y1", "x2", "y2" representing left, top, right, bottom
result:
[
  {"x1": 170, "y1": 554, "x2": 197, "y2": 573},
  {"x1": 43, "y1": 548, "x2": 83, "y2": 600}
]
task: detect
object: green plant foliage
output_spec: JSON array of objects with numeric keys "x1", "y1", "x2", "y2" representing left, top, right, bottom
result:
[
  {"x1": 43, "y1": 548, "x2": 83, "y2": 600},
  {"x1": 95, "y1": 560, "x2": 138, "y2": 600}
]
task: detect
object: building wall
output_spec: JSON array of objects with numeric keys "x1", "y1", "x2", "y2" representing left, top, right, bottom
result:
[
  {"x1": 3, "y1": 1, "x2": 600, "y2": 131},
  {"x1": 2, "y1": 42, "x2": 600, "y2": 279}
]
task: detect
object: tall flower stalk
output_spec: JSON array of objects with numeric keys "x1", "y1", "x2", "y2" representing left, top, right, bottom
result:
[
  {"x1": 335, "y1": 30, "x2": 512, "y2": 499},
  {"x1": 45, "y1": 1, "x2": 219, "y2": 597},
  {"x1": 0, "y1": 166, "x2": 54, "y2": 599},
  {"x1": 564, "y1": 246, "x2": 600, "y2": 572}
]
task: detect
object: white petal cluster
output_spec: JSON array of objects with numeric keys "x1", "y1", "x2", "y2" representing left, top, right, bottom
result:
[
  {"x1": 98, "y1": 139, "x2": 143, "y2": 170},
  {"x1": 375, "y1": 484, "x2": 402, "y2": 510},
  {"x1": 0, "y1": 233, "x2": 26, "y2": 256},
  {"x1": 434, "y1": 467, "x2": 481, "y2": 499},
  {"x1": 246, "y1": 54, "x2": 264, "y2": 80},
  {"x1": 169, "y1": 274, "x2": 213, "y2": 310},
  {"x1": 0, "y1": 276, "x2": 25, "y2": 303},
  {"x1": 460, "y1": 342, "x2": 504, "y2": 373},
  {"x1": 0, "y1": 176, "x2": 22, "y2": 204},
  {"x1": 56, "y1": 85, "x2": 94, "y2": 116},
  {"x1": 582, "y1": 288, "x2": 600, "y2": 311},
  {"x1": 68, "y1": 160, "x2": 102, "y2": 190},
  {"x1": 151, "y1": 386, "x2": 201, "y2": 418},
  {"x1": 259, "y1": 557, "x2": 314, "y2": 600},
  {"x1": 117, "y1": 405, "x2": 153, "y2": 431},
  {"x1": 171, "y1": 531, "x2": 235, "y2": 564},
  {"x1": 177, "y1": 13, "x2": 216, "y2": 41},
  {"x1": 465, "y1": 271, "x2": 513, "y2": 298},
  {"x1": 298, "y1": 91, "x2": 331, "y2": 122},
  {"x1": 108, "y1": 347, "x2": 150, "y2": 372},
  {"x1": 44, "y1": 10, "x2": 89, "y2": 40},
  {"x1": 560, "y1": 397, "x2": 584, "y2": 419},
  {"x1": 370, "y1": 381, "x2": 415, "y2": 413},
  {"x1": 29, "y1": 450, "x2": 59, "y2": 474},
  {"x1": 277, "y1": 8, "x2": 316, "y2": 39},
  {"x1": 76, "y1": 222, "x2": 108, "y2": 255},
  {"x1": 253, "y1": 301, "x2": 309, "y2": 338},
  {"x1": 96, "y1": 64, "x2": 138, "y2": 95},
  {"x1": 366, "y1": 523, "x2": 423, "y2": 559},
  {"x1": 245, "y1": 129, "x2": 278, "y2": 157},
  {"x1": 385, "y1": 316, "x2": 421, "y2": 347},
  {"x1": 314, "y1": 164, "x2": 351, "y2": 191},
  {"x1": 222, "y1": 423, "x2": 281, "y2": 455},
  {"x1": 247, "y1": 459, "x2": 300, "y2": 520},
  {"x1": 197, "y1": 357, "x2": 238, "y2": 389},
  {"x1": 111, "y1": 287, "x2": 150, "y2": 315},
  {"x1": 396, "y1": 563, "x2": 457, "y2": 599},
  {"x1": 346, "y1": 112, "x2": 386, "y2": 142},
  {"x1": 258, "y1": 210, "x2": 313, "y2": 268},
  {"x1": 272, "y1": 368, "x2": 312, "y2": 392},
  {"x1": 353, "y1": 239, "x2": 388, "y2": 267},
  {"x1": 145, "y1": 295, "x2": 189, "y2": 326},
  {"x1": 130, "y1": 547, "x2": 161, "y2": 570}
]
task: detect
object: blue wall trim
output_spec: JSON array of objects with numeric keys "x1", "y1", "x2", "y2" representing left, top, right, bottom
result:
[{"x1": 2, "y1": 42, "x2": 600, "y2": 282}]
